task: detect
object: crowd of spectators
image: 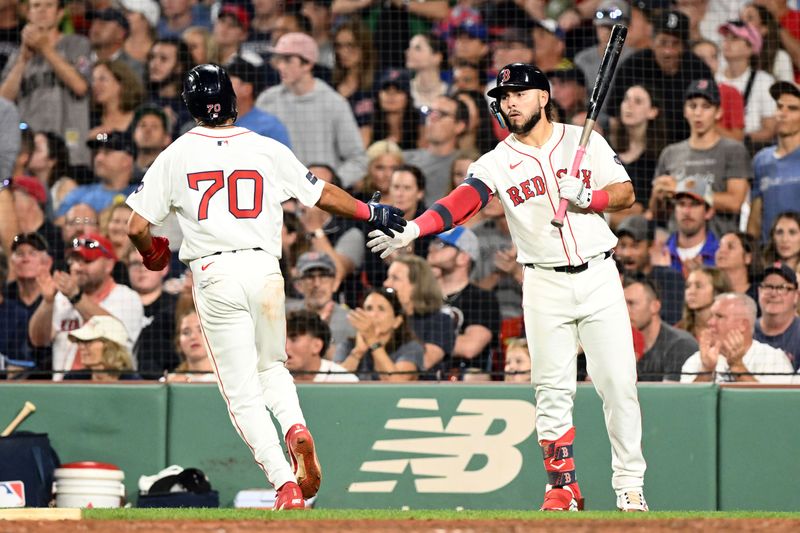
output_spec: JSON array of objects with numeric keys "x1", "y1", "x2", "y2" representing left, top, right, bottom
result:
[{"x1": 1, "y1": 0, "x2": 799, "y2": 384}]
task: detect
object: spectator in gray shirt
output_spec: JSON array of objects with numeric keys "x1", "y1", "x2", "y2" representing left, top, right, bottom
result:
[
  {"x1": 403, "y1": 94, "x2": 468, "y2": 206},
  {"x1": 623, "y1": 273, "x2": 699, "y2": 381},
  {"x1": 255, "y1": 32, "x2": 366, "y2": 187},
  {"x1": 0, "y1": 97, "x2": 20, "y2": 180}
]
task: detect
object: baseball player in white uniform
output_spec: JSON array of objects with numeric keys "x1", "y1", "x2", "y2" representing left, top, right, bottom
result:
[
  {"x1": 125, "y1": 64, "x2": 406, "y2": 510},
  {"x1": 368, "y1": 63, "x2": 647, "y2": 511}
]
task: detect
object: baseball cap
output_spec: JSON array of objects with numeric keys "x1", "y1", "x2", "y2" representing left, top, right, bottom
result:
[
  {"x1": 89, "y1": 8, "x2": 130, "y2": 34},
  {"x1": 378, "y1": 68, "x2": 411, "y2": 93},
  {"x1": 68, "y1": 233, "x2": 118, "y2": 262},
  {"x1": 534, "y1": 19, "x2": 566, "y2": 41},
  {"x1": 269, "y1": 32, "x2": 319, "y2": 65},
  {"x1": 494, "y1": 27, "x2": 533, "y2": 48},
  {"x1": 615, "y1": 215, "x2": 650, "y2": 242},
  {"x1": 546, "y1": 66, "x2": 587, "y2": 88},
  {"x1": 655, "y1": 10, "x2": 689, "y2": 43},
  {"x1": 685, "y1": 78, "x2": 720, "y2": 106},
  {"x1": 675, "y1": 177, "x2": 713, "y2": 207},
  {"x1": 12, "y1": 232, "x2": 49, "y2": 253},
  {"x1": 227, "y1": 58, "x2": 262, "y2": 93},
  {"x1": 449, "y1": 19, "x2": 489, "y2": 41},
  {"x1": 132, "y1": 104, "x2": 169, "y2": 132},
  {"x1": 769, "y1": 80, "x2": 800, "y2": 100},
  {"x1": 119, "y1": 0, "x2": 160, "y2": 28},
  {"x1": 86, "y1": 131, "x2": 135, "y2": 156},
  {"x1": 68, "y1": 315, "x2": 129, "y2": 346},
  {"x1": 11, "y1": 176, "x2": 47, "y2": 206},
  {"x1": 762, "y1": 262, "x2": 798, "y2": 287},
  {"x1": 595, "y1": 0, "x2": 631, "y2": 26},
  {"x1": 218, "y1": 3, "x2": 250, "y2": 32},
  {"x1": 435, "y1": 226, "x2": 480, "y2": 262},
  {"x1": 719, "y1": 20, "x2": 762, "y2": 55},
  {"x1": 296, "y1": 251, "x2": 335, "y2": 276}
]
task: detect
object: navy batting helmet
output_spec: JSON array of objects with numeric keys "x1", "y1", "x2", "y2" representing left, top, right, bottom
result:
[
  {"x1": 182, "y1": 64, "x2": 238, "y2": 126},
  {"x1": 487, "y1": 63, "x2": 550, "y2": 99}
]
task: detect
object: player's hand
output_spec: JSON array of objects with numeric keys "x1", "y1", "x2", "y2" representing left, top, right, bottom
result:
[
  {"x1": 367, "y1": 191, "x2": 407, "y2": 236},
  {"x1": 367, "y1": 221, "x2": 420, "y2": 259},
  {"x1": 142, "y1": 236, "x2": 171, "y2": 271},
  {"x1": 558, "y1": 176, "x2": 592, "y2": 209}
]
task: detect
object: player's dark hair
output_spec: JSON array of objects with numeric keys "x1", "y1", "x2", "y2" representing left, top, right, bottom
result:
[
  {"x1": 393, "y1": 164, "x2": 426, "y2": 193},
  {"x1": 287, "y1": 310, "x2": 331, "y2": 357}
]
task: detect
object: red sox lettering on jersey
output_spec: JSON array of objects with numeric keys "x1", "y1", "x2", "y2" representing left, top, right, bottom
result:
[{"x1": 506, "y1": 169, "x2": 592, "y2": 207}]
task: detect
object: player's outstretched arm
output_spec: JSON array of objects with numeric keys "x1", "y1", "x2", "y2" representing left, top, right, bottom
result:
[
  {"x1": 316, "y1": 182, "x2": 406, "y2": 235},
  {"x1": 127, "y1": 211, "x2": 171, "y2": 271}
]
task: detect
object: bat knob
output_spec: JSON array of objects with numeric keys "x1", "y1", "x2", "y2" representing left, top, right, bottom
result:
[{"x1": 550, "y1": 218, "x2": 564, "y2": 228}]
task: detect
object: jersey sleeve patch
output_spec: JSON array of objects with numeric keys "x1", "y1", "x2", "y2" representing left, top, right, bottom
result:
[
  {"x1": 614, "y1": 155, "x2": 622, "y2": 165},
  {"x1": 305, "y1": 172, "x2": 318, "y2": 185}
]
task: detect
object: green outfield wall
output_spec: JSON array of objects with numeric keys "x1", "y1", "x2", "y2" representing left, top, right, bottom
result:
[{"x1": 0, "y1": 383, "x2": 797, "y2": 510}]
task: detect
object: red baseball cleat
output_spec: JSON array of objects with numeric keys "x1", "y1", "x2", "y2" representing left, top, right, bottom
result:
[
  {"x1": 540, "y1": 483, "x2": 584, "y2": 511},
  {"x1": 285, "y1": 424, "x2": 322, "y2": 499},
  {"x1": 273, "y1": 481, "x2": 304, "y2": 510}
]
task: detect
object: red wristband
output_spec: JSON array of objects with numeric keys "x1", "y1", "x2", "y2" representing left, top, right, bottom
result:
[
  {"x1": 588, "y1": 190, "x2": 609, "y2": 212},
  {"x1": 414, "y1": 210, "x2": 444, "y2": 236},
  {"x1": 354, "y1": 199, "x2": 371, "y2": 221}
]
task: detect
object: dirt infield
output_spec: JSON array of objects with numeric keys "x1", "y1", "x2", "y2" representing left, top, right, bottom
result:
[{"x1": 4, "y1": 518, "x2": 800, "y2": 532}]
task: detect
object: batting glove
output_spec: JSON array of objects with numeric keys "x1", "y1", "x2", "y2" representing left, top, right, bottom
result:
[
  {"x1": 558, "y1": 176, "x2": 592, "y2": 209},
  {"x1": 367, "y1": 191, "x2": 407, "y2": 236},
  {"x1": 141, "y1": 236, "x2": 171, "y2": 271},
  {"x1": 367, "y1": 221, "x2": 420, "y2": 259}
]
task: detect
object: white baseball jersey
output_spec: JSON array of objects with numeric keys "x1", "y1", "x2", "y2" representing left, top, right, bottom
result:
[
  {"x1": 127, "y1": 126, "x2": 325, "y2": 263},
  {"x1": 467, "y1": 123, "x2": 630, "y2": 267}
]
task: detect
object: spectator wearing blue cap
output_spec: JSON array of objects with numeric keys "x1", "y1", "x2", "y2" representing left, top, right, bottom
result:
[
  {"x1": 449, "y1": 19, "x2": 489, "y2": 70},
  {"x1": 532, "y1": 19, "x2": 572, "y2": 73},
  {"x1": 427, "y1": 225, "x2": 501, "y2": 377},
  {"x1": 89, "y1": 8, "x2": 144, "y2": 79}
]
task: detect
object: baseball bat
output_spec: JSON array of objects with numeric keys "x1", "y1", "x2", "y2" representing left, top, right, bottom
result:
[
  {"x1": 1, "y1": 401, "x2": 36, "y2": 437},
  {"x1": 551, "y1": 24, "x2": 628, "y2": 228}
]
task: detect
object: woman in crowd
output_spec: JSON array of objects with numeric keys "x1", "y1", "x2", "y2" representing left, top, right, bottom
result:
[
  {"x1": 182, "y1": 26, "x2": 218, "y2": 66},
  {"x1": 65, "y1": 316, "x2": 140, "y2": 381},
  {"x1": 351, "y1": 140, "x2": 404, "y2": 203},
  {"x1": 763, "y1": 211, "x2": 800, "y2": 272},
  {"x1": 100, "y1": 202, "x2": 134, "y2": 285},
  {"x1": 337, "y1": 288, "x2": 423, "y2": 382},
  {"x1": 453, "y1": 89, "x2": 495, "y2": 154},
  {"x1": 370, "y1": 71, "x2": 422, "y2": 150},
  {"x1": 281, "y1": 211, "x2": 312, "y2": 298},
  {"x1": 715, "y1": 231, "x2": 762, "y2": 304},
  {"x1": 89, "y1": 60, "x2": 144, "y2": 138},
  {"x1": 27, "y1": 131, "x2": 75, "y2": 215},
  {"x1": 383, "y1": 255, "x2": 455, "y2": 378},
  {"x1": 612, "y1": 84, "x2": 665, "y2": 219},
  {"x1": 167, "y1": 310, "x2": 215, "y2": 382},
  {"x1": 387, "y1": 165, "x2": 433, "y2": 258},
  {"x1": 741, "y1": 3, "x2": 794, "y2": 82},
  {"x1": 332, "y1": 19, "x2": 376, "y2": 147},
  {"x1": 123, "y1": 3, "x2": 156, "y2": 66},
  {"x1": 503, "y1": 338, "x2": 531, "y2": 384},
  {"x1": 406, "y1": 33, "x2": 448, "y2": 110},
  {"x1": 677, "y1": 266, "x2": 733, "y2": 340}
]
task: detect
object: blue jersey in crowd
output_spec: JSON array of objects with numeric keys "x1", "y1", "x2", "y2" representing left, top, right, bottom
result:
[
  {"x1": 752, "y1": 145, "x2": 800, "y2": 243},
  {"x1": 236, "y1": 108, "x2": 292, "y2": 149}
]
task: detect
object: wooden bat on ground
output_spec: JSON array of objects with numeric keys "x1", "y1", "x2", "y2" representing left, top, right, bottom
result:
[
  {"x1": 551, "y1": 24, "x2": 628, "y2": 228},
  {"x1": 1, "y1": 401, "x2": 36, "y2": 437}
]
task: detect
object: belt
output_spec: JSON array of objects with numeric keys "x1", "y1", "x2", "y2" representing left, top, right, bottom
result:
[
  {"x1": 525, "y1": 250, "x2": 613, "y2": 274},
  {"x1": 201, "y1": 247, "x2": 264, "y2": 259}
]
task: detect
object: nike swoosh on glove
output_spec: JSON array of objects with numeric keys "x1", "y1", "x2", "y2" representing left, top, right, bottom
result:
[
  {"x1": 367, "y1": 191, "x2": 407, "y2": 236},
  {"x1": 558, "y1": 176, "x2": 592, "y2": 209},
  {"x1": 367, "y1": 221, "x2": 420, "y2": 259}
]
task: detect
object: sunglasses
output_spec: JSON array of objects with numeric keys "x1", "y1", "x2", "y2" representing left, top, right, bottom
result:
[{"x1": 71, "y1": 238, "x2": 112, "y2": 258}]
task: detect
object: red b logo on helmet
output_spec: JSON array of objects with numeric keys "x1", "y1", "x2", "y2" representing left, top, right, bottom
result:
[{"x1": 500, "y1": 69, "x2": 511, "y2": 83}]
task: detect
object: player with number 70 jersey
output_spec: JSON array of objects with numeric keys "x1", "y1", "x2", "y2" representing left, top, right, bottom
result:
[{"x1": 125, "y1": 64, "x2": 404, "y2": 510}]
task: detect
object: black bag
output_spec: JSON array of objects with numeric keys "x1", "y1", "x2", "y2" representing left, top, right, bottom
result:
[
  {"x1": 137, "y1": 468, "x2": 219, "y2": 508},
  {"x1": 0, "y1": 431, "x2": 60, "y2": 507}
]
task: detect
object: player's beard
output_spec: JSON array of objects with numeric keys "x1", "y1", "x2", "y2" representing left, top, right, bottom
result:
[{"x1": 504, "y1": 105, "x2": 542, "y2": 135}]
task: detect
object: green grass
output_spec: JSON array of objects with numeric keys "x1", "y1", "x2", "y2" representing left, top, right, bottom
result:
[{"x1": 83, "y1": 509, "x2": 800, "y2": 521}]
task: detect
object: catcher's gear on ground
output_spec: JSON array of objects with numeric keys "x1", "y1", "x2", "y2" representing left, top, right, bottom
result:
[{"x1": 182, "y1": 64, "x2": 238, "y2": 126}]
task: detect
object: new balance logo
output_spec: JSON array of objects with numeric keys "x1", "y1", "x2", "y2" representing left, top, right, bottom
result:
[{"x1": 349, "y1": 399, "x2": 535, "y2": 494}]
